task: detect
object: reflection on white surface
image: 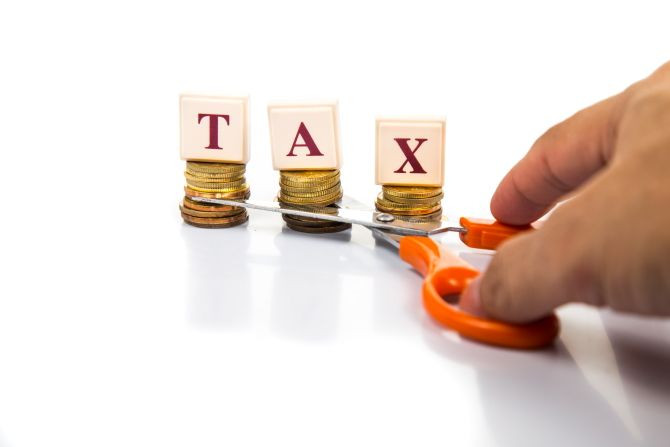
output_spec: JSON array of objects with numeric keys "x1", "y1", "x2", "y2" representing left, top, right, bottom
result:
[
  {"x1": 559, "y1": 305, "x2": 642, "y2": 441},
  {"x1": 460, "y1": 248, "x2": 644, "y2": 441},
  {"x1": 270, "y1": 228, "x2": 350, "y2": 341},
  {"x1": 77, "y1": 213, "x2": 670, "y2": 447},
  {"x1": 182, "y1": 222, "x2": 253, "y2": 330}
]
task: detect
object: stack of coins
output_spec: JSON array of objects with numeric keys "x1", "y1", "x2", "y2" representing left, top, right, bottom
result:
[
  {"x1": 277, "y1": 170, "x2": 351, "y2": 233},
  {"x1": 181, "y1": 161, "x2": 250, "y2": 228},
  {"x1": 375, "y1": 185, "x2": 444, "y2": 221}
]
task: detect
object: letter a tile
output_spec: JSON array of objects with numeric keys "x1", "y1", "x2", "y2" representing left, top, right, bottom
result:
[
  {"x1": 375, "y1": 117, "x2": 446, "y2": 186},
  {"x1": 268, "y1": 102, "x2": 341, "y2": 170},
  {"x1": 180, "y1": 94, "x2": 249, "y2": 163}
]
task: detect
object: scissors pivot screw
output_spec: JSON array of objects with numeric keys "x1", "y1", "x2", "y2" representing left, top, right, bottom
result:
[{"x1": 376, "y1": 213, "x2": 395, "y2": 223}]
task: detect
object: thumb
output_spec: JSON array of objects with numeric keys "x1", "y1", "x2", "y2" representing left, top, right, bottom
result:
[{"x1": 465, "y1": 203, "x2": 598, "y2": 323}]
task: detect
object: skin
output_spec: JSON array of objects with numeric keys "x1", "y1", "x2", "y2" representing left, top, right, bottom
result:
[{"x1": 460, "y1": 62, "x2": 670, "y2": 323}]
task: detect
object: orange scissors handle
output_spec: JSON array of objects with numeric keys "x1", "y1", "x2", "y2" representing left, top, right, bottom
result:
[
  {"x1": 459, "y1": 217, "x2": 535, "y2": 250},
  {"x1": 398, "y1": 236, "x2": 559, "y2": 349}
]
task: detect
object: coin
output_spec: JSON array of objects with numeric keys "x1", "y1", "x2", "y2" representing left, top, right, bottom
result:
[
  {"x1": 277, "y1": 169, "x2": 344, "y2": 231},
  {"x1": 382, "y1": 185, "x2": 443, "y2": 199},
  {"x1": 280, "y1": 182, "x2": 342, "y2": 198},
  {"x1": 284, "y1": 219, "x2": 352, "y2": 234},
  {"x1": 181, "y1": 210, "x2": 248, "y2": 228},
  {"x1": 186, "y1": 168, "x2": 245, "y2": 178},
  {"x1": 184, "y1": 171, "x2": 244, "y2": 183},
  {"x1": 180, "y1": 202, "x2": 245, "y2": 218},
  {"x1": 185, "y1": 185, "x2": 250, "y2": 200},
  {"x1": 280, "y1": 170, "x2": 339, "y2": 183},
  {"x1": 181, "y1": 160, "x2": 250, "y2": 229},
  {"x1": 375, "y1": 193, "x2": 440, "y2": 210},
  {"x1": 186, "y1": 161, "x2": 245, "y2": 174},
  {"x1": 279, "y1": 175, "x2": 341, "y2": 190},
  {"x1": 185, "y1": 178, "x2": 246, "y2": 191},
  {"x1": 279, "y1": 189, "x2": 343, "y2": 206},
  {"x1": 182, "y1": 196, "x2": 242, "y2": 212},
  {"x1": 375, "y1": 200, "x2": 442, "y2": 216},
  {"x1": 186, "y1": 182, "x2": 249, "y2": 194},
  {"x1": 280, "y1": 177, "x2": 341, "y2": 192},
  {"x1": 382, "y1": 191, "x2": 444, "y2": 206}
]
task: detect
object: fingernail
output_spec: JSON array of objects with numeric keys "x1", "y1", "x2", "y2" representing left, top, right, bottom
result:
[{"x1": 460, "y1": 276, "x2": 487, "y2": 317}]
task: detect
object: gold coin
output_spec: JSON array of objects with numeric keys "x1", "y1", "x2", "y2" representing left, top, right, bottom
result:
[
  {"x1": 185, "y1": 186, "x2": 250, "y2": 200},
  {"x1": 186, "y1": 166, "x2": 245, "y2": 176},
  {"x1": 182, "y1": 196, "x2": 242, "y2": 212},
  {"x1": 180, "y1": 203, "x2": 245, "y2": 218},
  {"x1": 280, "y1": 182, "x2": 342, "y2": 198},
  {"x1": 279, "y1": 176, "x2": 341, "y2": 191},
  {"x1": 375, "y1": 200, "x2": 442, "y2": 216},
  {"x1": 279, "y1": 188, "x2": 341, "y2": 201},
  {"x1": 280, "y1": 170, "x2": 339, "y2": 183},
  {"x1": 186, "y1": 161, "x2": 245, "y2": 174},
  {"x1": 186, "y1": 181, "x2": 248, "y2": 193},
  {"x1": 279, "y1": 189, "x2": 343, "y2": 206},
  {"x1": 375, "y1": 193, "x2": 440, "y2": 210},
  {"x1": 279, "y1": 174, "x2": 340, "y2": 189},
  {"x1": 181, "y1": 210, "x2": 248, "y2": 228},
  {"x1": 382, "y1": 191, "x2": 444, "y2": 206},
  {"x1": 184, "y1": 170, "x2": 245, "y2": 182},
  {"x1": 382, "y1": 185, "x2": 443, "y2": 199},
  {"x1": 186, "y1": 177, "x2": 246, "y2": 191}
]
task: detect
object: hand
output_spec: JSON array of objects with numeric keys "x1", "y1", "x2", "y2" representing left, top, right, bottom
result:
[{"x1": 460, "y1": 62, "x2": 670, "y2": 323}]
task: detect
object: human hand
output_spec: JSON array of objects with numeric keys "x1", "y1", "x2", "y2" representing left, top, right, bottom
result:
[{"x1": 460, "y1": 62, "x2": 670, "y2": 323}]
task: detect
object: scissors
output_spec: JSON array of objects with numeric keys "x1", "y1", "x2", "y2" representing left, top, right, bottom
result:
[{"x1": 188, "y1": 194, "x2": 560, "y2": 349}]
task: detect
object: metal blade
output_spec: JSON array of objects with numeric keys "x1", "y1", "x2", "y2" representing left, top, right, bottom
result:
[{"x1": 188, "y1": 195, "x2": 464, "y2": 237}]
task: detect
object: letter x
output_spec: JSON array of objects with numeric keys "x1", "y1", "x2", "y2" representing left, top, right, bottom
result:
[{"x1": 393, "y1": 138, "x2": 427, "y2": 174}]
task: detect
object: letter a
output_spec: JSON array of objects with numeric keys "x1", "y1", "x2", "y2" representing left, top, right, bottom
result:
[{"x1": 286, "y1": 122, "x2": 325, "y2": 157}]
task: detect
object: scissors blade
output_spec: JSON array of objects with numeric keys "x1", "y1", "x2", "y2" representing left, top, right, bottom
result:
[
  {"x1": 188, "y1": 195, "x2": 462, "y2": 237},
  {"x1": 369, "y1": 227, "x2": 402, "y2": 249}
]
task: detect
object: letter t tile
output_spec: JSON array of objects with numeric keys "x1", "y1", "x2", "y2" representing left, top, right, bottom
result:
[{"x1": 180, "y1": 94, "x2": 249, "y2": 163}]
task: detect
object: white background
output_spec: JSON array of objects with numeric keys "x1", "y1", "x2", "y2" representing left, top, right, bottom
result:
[{"x1": 1, "y1": 1, "x2": 669, "y2": 446}]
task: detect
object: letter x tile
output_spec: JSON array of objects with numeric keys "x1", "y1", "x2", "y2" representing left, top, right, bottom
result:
[
  {"x1": 180, "y1": 94, "x2": 249, "y2": 163},
  {"x1": 268, "y1": 102, "x2": 341, "y2": 170},
  {"x1": 375, "y1": 117, "x2": 446, "y2": 186}
]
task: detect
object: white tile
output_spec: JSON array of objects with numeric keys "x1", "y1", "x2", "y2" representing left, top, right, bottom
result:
[
  {"x1": 180, "y1": 94, "x2": 249, "y2": 163},
  {"x1": 375, "y1": 117, "x2": 446, "y2": 186},
  {"x1": 268, "y1": 102, "x2": 341, "y2": 170}
]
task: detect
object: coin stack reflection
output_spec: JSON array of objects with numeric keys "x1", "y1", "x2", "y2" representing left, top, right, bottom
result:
[
  {"x1": 181, "y1": 161, "x2": 250, "y2": 228},
  {"x1": 277, "y1": 170, "x2": 351, "y2": 233}
]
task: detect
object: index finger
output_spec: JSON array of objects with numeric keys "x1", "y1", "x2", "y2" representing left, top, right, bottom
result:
[{"x1": 490, "y1": 94, "x2": 626, "y2": 225}]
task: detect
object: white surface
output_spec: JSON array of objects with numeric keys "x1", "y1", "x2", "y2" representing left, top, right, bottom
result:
[{"x1": 1, "y1": 1, "x2": 670, "y2": 446}]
